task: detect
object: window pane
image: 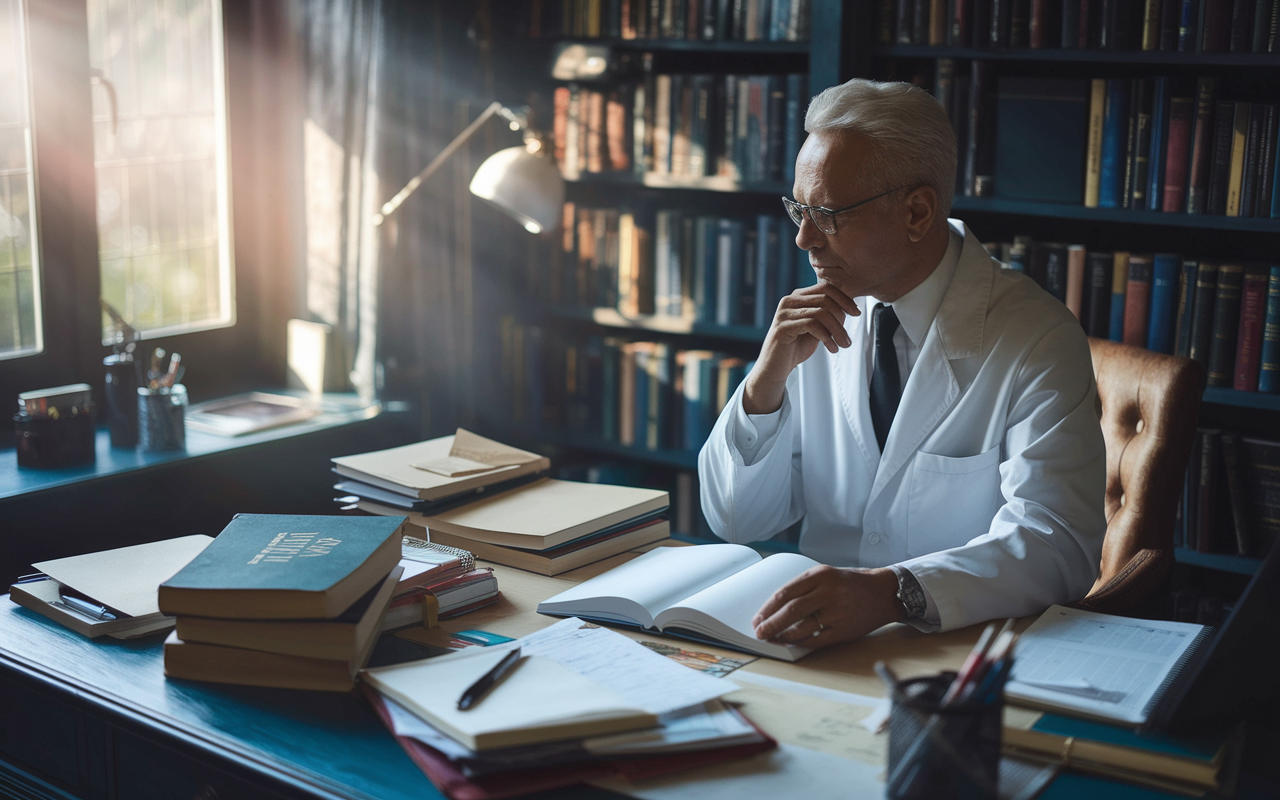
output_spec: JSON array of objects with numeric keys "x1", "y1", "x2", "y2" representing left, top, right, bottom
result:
[
  {"x1": 90, "y1": 0, "x2": 233, "y2": 341},
  {"x1": 0, "y1": 0, "x2": 42, "y2": 360}
]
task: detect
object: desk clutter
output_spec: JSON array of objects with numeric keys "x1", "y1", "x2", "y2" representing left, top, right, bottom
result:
[{"x1": 333, "y1": 429, "x2": 672, "y2": 575}]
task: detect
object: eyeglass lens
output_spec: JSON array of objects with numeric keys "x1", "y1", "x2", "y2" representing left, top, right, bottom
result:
[{"x1": 783, "y1": 200, "x2": 837, "y2": 234}]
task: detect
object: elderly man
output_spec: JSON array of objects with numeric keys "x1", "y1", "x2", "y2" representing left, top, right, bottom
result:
[{"x1": 698, "y1": 78, "x2": 1107, "y2": 648}]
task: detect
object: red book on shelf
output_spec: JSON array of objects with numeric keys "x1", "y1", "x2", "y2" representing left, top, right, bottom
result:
[
  {"x1": 1123, "y1": 255, "x2": 1154, "y2": 347},
  {"x1": 1029, "y1": 0, "x2": 1048, "y2": 47},
  {"x1": 1162, "y1": 97, "x2": 1193, "y2": 212},
  {"x1": 1233, "y1": 266, "x2": 1269, "y2": 391}
]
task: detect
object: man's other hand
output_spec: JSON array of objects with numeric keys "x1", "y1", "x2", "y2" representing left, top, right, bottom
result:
[
  {"x1": 742, "y1": 283, "x2": 860, "y2": 415},
  {"x1": 751, "y1": 565, "x2": 904, "y2": 648}
]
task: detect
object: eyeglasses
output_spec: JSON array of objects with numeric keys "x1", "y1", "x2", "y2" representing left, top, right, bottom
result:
[{"x1": 781, "y1": 185, "x2": 911, "y2": 235}]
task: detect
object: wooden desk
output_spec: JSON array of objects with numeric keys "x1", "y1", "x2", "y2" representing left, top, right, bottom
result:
[{"x1": 0, "y1": 550, "x2": 1210, "y2": 800}]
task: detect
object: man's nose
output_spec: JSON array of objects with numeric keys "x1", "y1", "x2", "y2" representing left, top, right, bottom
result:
[{"x1": 794, "y1": 214, "x2": 824, "y2": 250}]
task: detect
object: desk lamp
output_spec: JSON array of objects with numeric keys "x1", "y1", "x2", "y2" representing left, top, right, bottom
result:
[{"x1": 372, "y1": 101, "x2": 564, "y2": 234}]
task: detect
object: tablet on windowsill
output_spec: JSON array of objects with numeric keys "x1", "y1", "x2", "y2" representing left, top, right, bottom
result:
[{"x1": 185, "y1": 392, "x2": 320, "y2": 436}]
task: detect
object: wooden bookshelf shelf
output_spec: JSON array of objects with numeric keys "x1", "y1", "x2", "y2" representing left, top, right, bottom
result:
[
  {"x1": 951, "y1": 196, "x2": 1280, "y2": 232},
  {"x1": 539, "y1": 37, "x2": 811, "y2": 54},
  {"x1": 875, "y1": 45, "x2": 1280, "y2": 67},
  {"x1": 1202, "y1": 388, "x2": 1280, "y2": 411},
  {"x1": 1174, "y1": 547, "x2": 1262, "y2": 575},
  {"x1": 568, "y1": 172, "x2": 793, "y2": 195},
  {"x1": 552, "y1": 305, "x2": 768, "y2": 344}
]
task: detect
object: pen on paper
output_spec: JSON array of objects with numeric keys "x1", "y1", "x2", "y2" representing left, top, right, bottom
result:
[
  {"x1": 457, "y1": 646, "x2": 523, "y2": 711},
  {"x1": 57, "y1": 594, "x2": 117, "y2": 621}
]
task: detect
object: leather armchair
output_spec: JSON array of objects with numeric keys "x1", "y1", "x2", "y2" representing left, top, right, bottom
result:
[{"x1": 1072, "y1": 337, "x2": 1205, "y2": 615}]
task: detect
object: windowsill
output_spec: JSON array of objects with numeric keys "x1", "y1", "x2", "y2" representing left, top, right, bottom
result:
[{"x1": 0, "y1": 392, "x2": 388, "y2": 502}]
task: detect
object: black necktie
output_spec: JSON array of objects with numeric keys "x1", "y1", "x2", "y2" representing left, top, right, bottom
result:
[{"x1": 869, "y1": 304, "x2": 901, "y2": 452}]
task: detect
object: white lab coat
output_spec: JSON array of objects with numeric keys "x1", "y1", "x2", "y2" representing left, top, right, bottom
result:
[{"x1": 698, "y1": 220, "x2": 1107, "y2": 632}]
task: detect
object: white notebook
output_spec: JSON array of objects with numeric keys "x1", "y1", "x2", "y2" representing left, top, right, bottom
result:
[{"x1": 537, "y1": 544, "x2": 818, "y2": 661}]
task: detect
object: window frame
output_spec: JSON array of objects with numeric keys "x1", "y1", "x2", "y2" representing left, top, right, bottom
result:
[{"x1": 0, "y1": 0, "x2": 298, "y2": 428}]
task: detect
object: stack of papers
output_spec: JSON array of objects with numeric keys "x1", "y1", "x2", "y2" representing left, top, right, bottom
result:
[{"x1": 361, "y1": 618, "x2": 774, "y2": 797}]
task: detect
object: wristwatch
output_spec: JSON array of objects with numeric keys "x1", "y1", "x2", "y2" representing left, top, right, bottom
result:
[{"x1": 890, "y1": 565, "x2": 928, "y2": 621}]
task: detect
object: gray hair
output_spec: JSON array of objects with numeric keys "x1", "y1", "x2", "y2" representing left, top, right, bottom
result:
[{"x1": 804, "y1": 78, "x2": 956, "y2": 218}]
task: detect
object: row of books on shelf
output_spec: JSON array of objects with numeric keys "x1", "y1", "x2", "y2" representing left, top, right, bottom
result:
[
  {"x1": 990, "y1": 236, "x2": 1280, "y2": 392},
  {"x1": 552, "y1": 72, "x2": 807, "y2": 183},
  {"x1": 1179, "y1": 430, "x2": 1278, "y2": 558},
  {"x1": 879, "y1": 0, "x2": 1279, "y2": 53},
  {"x1": 544, "y1": 203, "x2": 810, "y2": 326},
  {"x1": 501, "y1": 322, "x2": 750, "y2": 457},
  {"x1": 525, "y1": 0, "x2": 812, "y2": 42},
  {"x1": 911, "y1": 58, "x2": 1280, "y2": 215}
]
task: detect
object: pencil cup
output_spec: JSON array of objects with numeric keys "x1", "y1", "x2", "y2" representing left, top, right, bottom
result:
[
  {"x1": 138, "y1": 384, "x2": 187, "y2": 452},
  {"x1": 886, "y1": 672, "x2": 1002, "y2": 800}
]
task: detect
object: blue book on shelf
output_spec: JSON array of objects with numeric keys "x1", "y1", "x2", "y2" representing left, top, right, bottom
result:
[
  {"x1": 1099, "y1": 79, "x2": 1130, "y2": 210},
  {"x1": 1147, "y1": 253, "x2": 1181, "y2": 354},
  {"x1": 784, "y1": 74, "x2": 805, "y2": 184},
  {"x1": 601, "y1": 340, "x2": 619, "y2": 442},
  {"x1": 1147, "y1": 77, "x2": 1169, "y2": 212},
  {"x1": 1258, "y1": 266, "x2": 1280, "y2": 393},
  {"x1": 633, "y1": 347, "x2": 651, "y2": 448},
  {"x1": 695, "y1": 217, "x2": 719, "y2": 324},
  {"x1": 1175, "y1": 260, "x2": 1199, "y2": 358},
  {"x1": 754, "y1": 215, "x2": 775, "y2": 329},
  {"x1": 715, "y1": 219, "x2": 744, "y2": 326}
]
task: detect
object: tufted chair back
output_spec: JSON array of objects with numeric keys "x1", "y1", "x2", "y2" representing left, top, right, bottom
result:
[{"x1": 1072, "y1": 338, "x2": 1205, "y2": 615}]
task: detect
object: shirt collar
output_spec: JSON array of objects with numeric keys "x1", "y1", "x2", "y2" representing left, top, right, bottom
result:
[{"x1": 868, "y1": 228, "x2": 963, "y2": 348}]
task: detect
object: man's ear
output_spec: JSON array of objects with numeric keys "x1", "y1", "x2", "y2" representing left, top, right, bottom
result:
[{"x1": 904, "y1": 185, "x2": 938, "y2": 243}]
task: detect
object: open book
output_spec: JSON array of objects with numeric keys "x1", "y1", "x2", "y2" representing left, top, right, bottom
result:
[{"x1": 536, "y1": 544, "x2": 820, "y2": 661}]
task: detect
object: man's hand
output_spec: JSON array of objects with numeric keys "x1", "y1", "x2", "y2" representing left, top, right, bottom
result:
[
  {"x1": 752, "y1": 566, "x2": 904, "y2": 648},
  {"x1": 742, "y1": 283, "x2": 860, "y2": 415}
]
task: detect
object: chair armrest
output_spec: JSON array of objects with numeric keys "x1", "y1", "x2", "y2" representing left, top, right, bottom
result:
[{"x1": 1070, "y1": 548, "x2": 1173, "y2": 616}]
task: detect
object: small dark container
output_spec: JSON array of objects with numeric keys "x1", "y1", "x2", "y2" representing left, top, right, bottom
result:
[
  {"x1": 886, "y1": 672, "x2": 1002, "y2": 800},
  {"x1": 103, "y1": 352, "x2": 139, "y2": 448},
  {"x1": 138, "y1": 384, "x2": 187, "y2": 452},
  {"x1": 14, "y1": 397, "x2": 97, "y2": 470}
]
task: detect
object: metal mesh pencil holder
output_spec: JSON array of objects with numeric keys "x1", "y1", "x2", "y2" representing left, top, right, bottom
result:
[{"x1": 886, "y1": 671, "x2": 1003, "y2": 800}]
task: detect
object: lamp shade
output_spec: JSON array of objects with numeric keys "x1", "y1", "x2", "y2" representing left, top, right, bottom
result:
[{"x1": 468, "y1": 145, "x2": 565, "y2": 234}]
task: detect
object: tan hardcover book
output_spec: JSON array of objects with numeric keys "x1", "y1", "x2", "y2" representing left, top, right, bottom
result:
[
  {"x1": 172, "y1": 566, "x2": 401, "y2": 661},
  {"x1": 360, "y1": 476, "x2": 667, "y2": 551},
  {"x1": 1085, "y1": 79, "x2": 1106, "y2": 208},
  {"x1": 331, "y1": 431, "x2": 549, "y2": 501},
  {"x1": 416, "y1": 519, "x2": 671, "y2": 576},
  {"x1": 652, "y1": 74, "x2": 671, "y2": 175},
  {"x1": 363, "y1": 647, "x2": 658, "y2": 750},
  {"x1": 1225, "y1": 103, "x2": 1250, "y2": 216}
]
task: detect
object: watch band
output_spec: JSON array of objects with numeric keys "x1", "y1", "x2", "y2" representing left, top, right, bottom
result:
[{"x1": 891, "y1": 565, "x2": 927, "y2": 621}]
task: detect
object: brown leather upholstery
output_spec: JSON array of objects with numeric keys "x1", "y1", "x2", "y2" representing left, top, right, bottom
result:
[{"x1": 1072, "y1": 337, "x2": 1205, "y2": 615}]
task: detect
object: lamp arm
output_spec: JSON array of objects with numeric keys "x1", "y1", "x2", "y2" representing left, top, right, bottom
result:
[{"x1": 373, "y1": 100, "x2": 506, "y2": 226}]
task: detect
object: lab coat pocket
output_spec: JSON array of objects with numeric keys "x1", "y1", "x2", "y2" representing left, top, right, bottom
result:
[{"x1": 907, "y1": 445, "x2": 1003, "y2": 557}]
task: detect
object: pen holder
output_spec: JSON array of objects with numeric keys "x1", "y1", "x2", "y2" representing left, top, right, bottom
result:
[
  {"x1": 103, "y1": 352, "x2": 138, "y2": 448},
  {"x1": 138, "y1": 384, "x2": 187, "y2": 452},
  {"x1": 886, "y1": 672, "x2": 1002, "y2": 800}
]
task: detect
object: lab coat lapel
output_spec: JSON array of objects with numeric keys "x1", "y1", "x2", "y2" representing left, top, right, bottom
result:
[
  {"x1": 867, "y1": 223, "x2": 992, "y2": 505},
  {"x1": 833, "y1": 304, "x2": 880, "y2": 476}
]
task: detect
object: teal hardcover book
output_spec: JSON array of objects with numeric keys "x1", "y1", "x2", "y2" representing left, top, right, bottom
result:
[{"x1": 159, "y1": 514, "x2": 407, "y2": 620}]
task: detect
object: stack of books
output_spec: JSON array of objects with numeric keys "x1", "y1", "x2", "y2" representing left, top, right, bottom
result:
[
  {"x1": 335, "y1": 430, "x2": 672, "y2": 575},
  {"x1": 360, "y1": 617, "x2": 775, "y2": 798},
  {"x1": 382, "y1": 537, "x2": 499, "y2": 630},
  {"x1": 158, "y1": 513, "x2": 408, "y2": 692}
]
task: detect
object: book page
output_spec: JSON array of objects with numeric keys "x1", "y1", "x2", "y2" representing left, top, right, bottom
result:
[
  {"x1": 655, "y1": 551, "x2": 820, "y2": 661},
  {"x1": 1006, "y1": 605, "x2": 1208, "y2": 726},
  {"x1": 537, "y1": 544, "x2": 762, "y2": 628}
]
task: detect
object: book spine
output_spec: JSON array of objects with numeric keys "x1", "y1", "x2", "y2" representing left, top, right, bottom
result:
[
  {"x1": 1099, "y1": 79, "x2": 1129, "y2": 209},
  {"x1": 1225, "y1": 102, "x2": 1250, "y2": 216},
  {"x1": 1084, "y1": 79, "x2": 1106, "y2": 208},
  {"x1": 1142, "y1": 0, "x2": 1162, "y2": 47},
  {"x1": 1160, "y1": 0, "x2": 1183, "y2": 48},
  {"x1": 1030, "y1": 0, "x2": 1049, "y2": 46},
  {"x1": 1174, "y1": 259, "x2": 1198, "y2": 358},
  {"x1": 1233, "y1": 266, "x2": 1268, "y2": 390},
  {"x1": 1188, "y1": 261, "x2": 1219, "y2": 365},
  {"x1": 1085, "y1": 251, "x2": 1114, "y2": 338},
  {"x1": 1196, "y1": 429, "x2": 1220, "y2": 552},
  {"x1": 1132, "y1": 78, "x2": 1157, "y2": 208},
  {"x1": 1066, "y1": 245, "x2": 1087, "y2": 321},
  {"x1": 1044, "y1": 244, "x2": 1069, "y2": 302},
  {"x1": 1178, "y1": 0, "x2": 1200, "y2": 50},
  {"x1": 897, "y1": 0, "x2": 914, "y2": 42},
  {"x1": 1220, "y1": 432, "x2": 1256, "y2": 555},
  {"x1": 1206, "y1": 100, "x2": 1236, "y2": 215},
  {"x1": 1147, "y1": 253, "x2": 1180, "y2": 353},
  {"x1": 1228, "y1": 0, "x2": 1254, "y2": 51},
  {"x1": 1123, "y1": 254, "x2": 1153, "y2": 347},
  {"x1": 1239, "y1": 102, "x2": 1264, "y2": 217},
  {"x1": 1255, "y1": 105, "x2": 1277, "y2": 217},
  {"x1": 1255, "y1": 0, "x2": 1274, "y2": 51},
  {"x1": 1146, "y1": 77, "x2": 1169, "y2": 210},
  {"x1": 1207, "y1": 262, "x2": 1244, "y2": 387},
  {"x1": 1109, "y1": 251, "x2": 1130, "y2": 341},
  {"x1": 1062, "y1": 0, "x2": 1082, "y2": 47},
  {"x1": 993, "y1": 0, "x2": 1011, "y2": 45},
  {"x1": 1010, "y1": 0, "x2": 1029, "y2": 45},
  {"x1": 1185, "y1": 77, "x2": 1217, "y2": 214},
  {"x1": 1258, "y1": 265, "x2": 1280, "y2": 392},
  {"x1": 1161, "y1": 96, "x2": 1193, "y2": 212},
  {"x1": 1202, "y1": 0, "x2": 1232, "y2": 51},
  {"x1": 1121, "y1": 78, "x2": 1149, "y2": 209}
]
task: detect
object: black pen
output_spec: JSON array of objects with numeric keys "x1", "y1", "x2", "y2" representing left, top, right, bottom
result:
[{"x1": 457, "y1": 646, "x2": 523, "y2": 711}]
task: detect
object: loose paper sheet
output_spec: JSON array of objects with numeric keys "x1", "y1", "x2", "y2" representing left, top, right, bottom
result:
[
  {"x1": 34, "y1": 535, "x2": 213, "y2": 618},
  {"x1": 449, "y1": 428, "x2": 543, "y2": 467}
]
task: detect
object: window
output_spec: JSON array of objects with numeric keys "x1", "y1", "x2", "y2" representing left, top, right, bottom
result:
[
  {"x1": 90, "y1": 0, "x2": 234, "y2": 340},
  {"x1": 0, "y1": 0, "x2": 40, "y2": 361}
]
